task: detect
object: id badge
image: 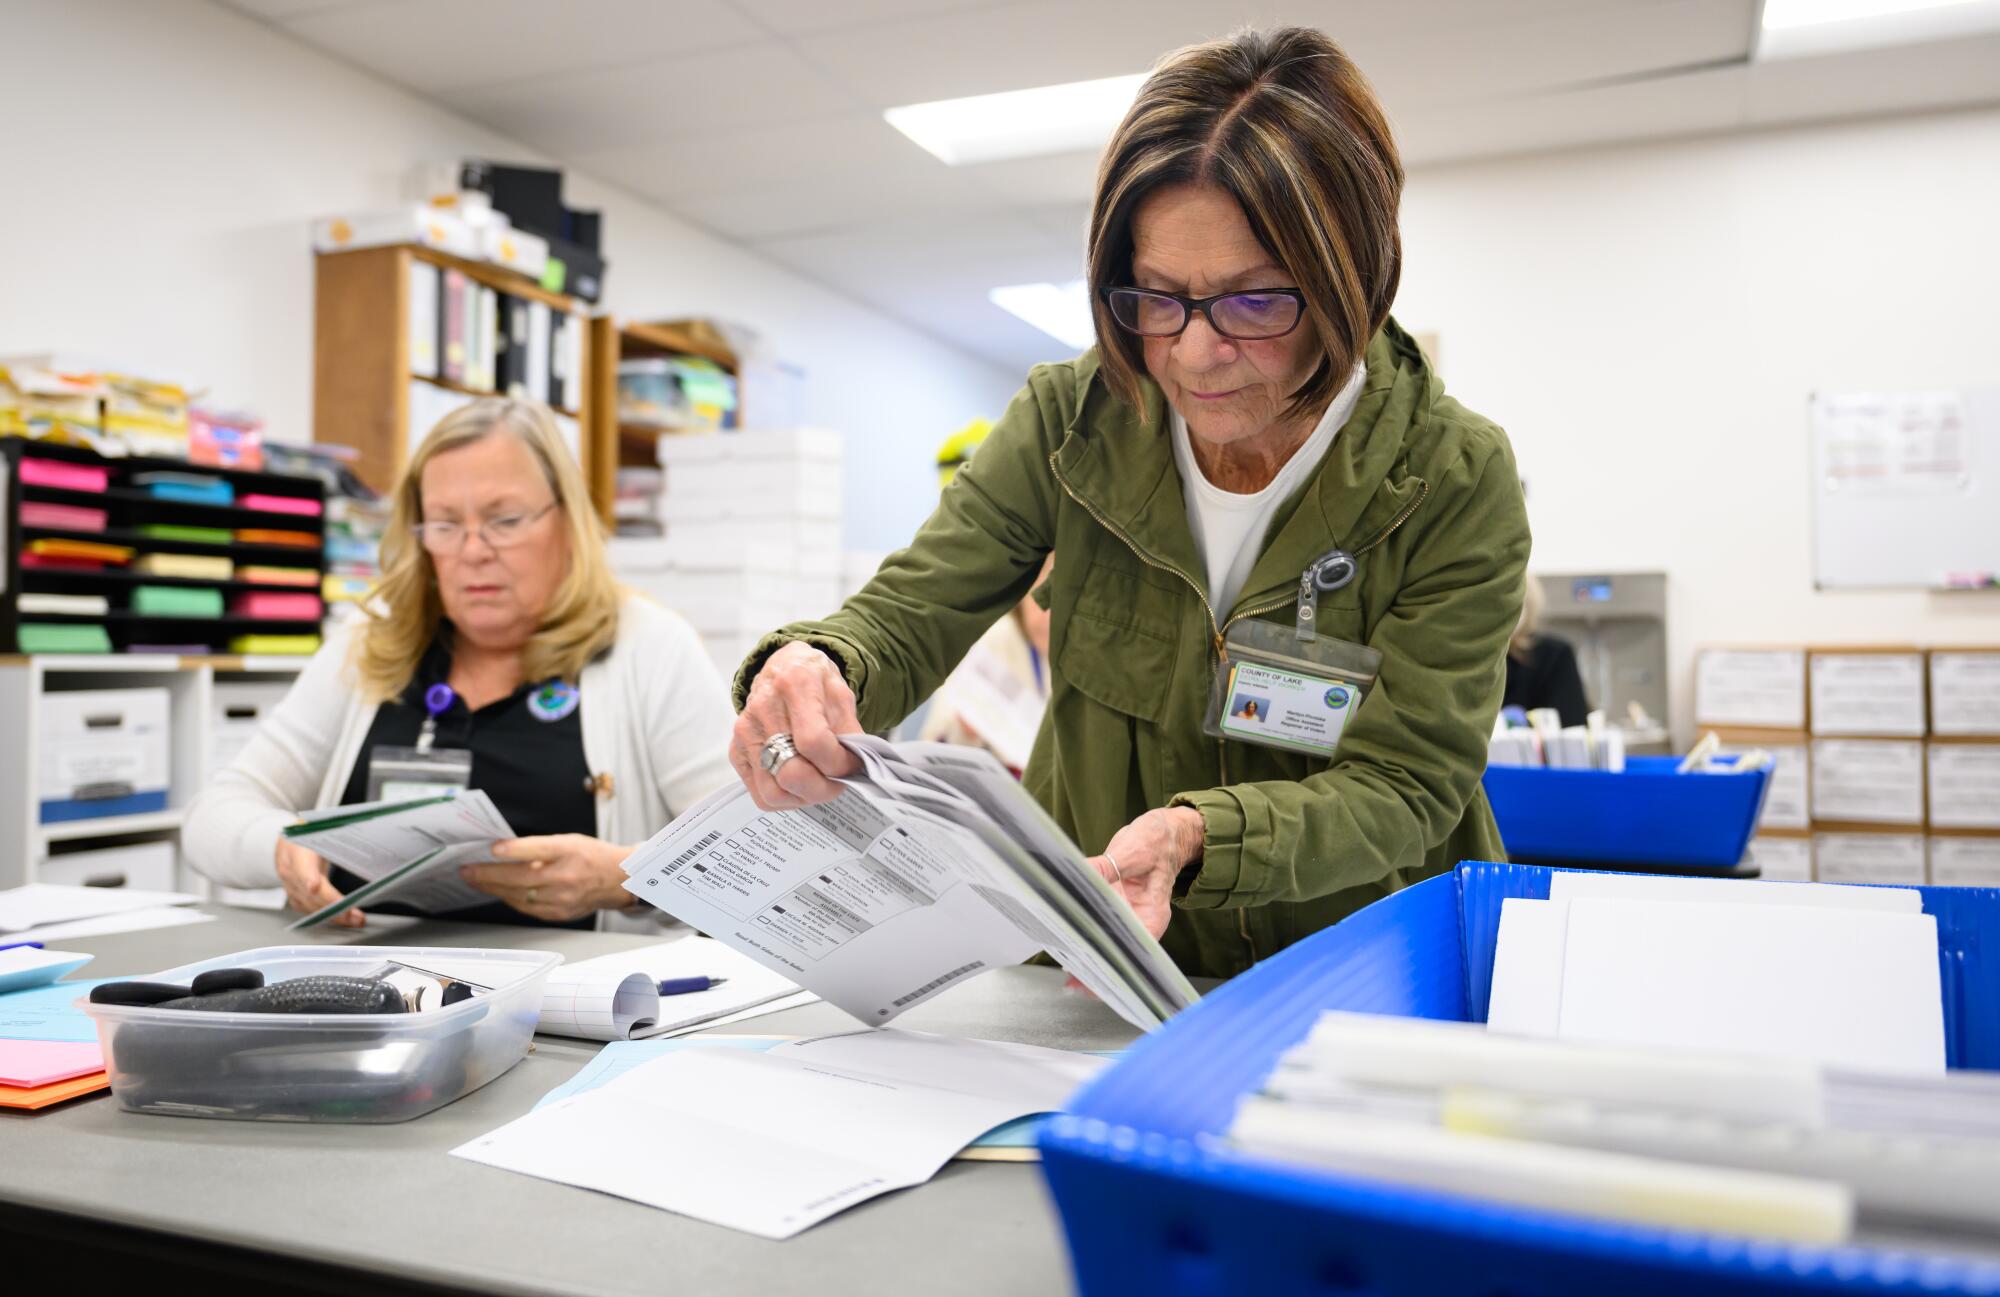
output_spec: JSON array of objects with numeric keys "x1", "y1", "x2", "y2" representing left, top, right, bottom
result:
[
  {"x1": 366, "y1": 745, "x2": 472, "y2": 802},
  {"x1": 1202, "y1": 618, "x2": 1382, "y2": 758}
]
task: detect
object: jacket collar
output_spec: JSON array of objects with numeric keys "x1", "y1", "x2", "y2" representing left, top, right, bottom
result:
[{"x1": 1051, "y1": 318, "x2": 1435, "y2": 619}]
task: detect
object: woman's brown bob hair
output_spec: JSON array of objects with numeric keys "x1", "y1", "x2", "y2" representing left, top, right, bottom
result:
[{"x1": 1088, "y1": 27, "x2": 1404, "y2": 422}]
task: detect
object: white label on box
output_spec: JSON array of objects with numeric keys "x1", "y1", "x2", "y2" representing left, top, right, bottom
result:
[
  {"x1": 1927, "y1": 744, "x2": 2000, "y2": 829},
  {"x1": 1696, "y1": 650, "x2": 1805, "y2": 729},
  {"x1": 1757, "y1": 744, "x2": 1810, "y2": 830},
  {"x1": 1929, "y1": 836, "x2": 2000, "y2": 887},
  {"x1": 1931, "y1": 653, "x2": 2000, "y2": 736},
  {"x1": 1814, "y1": 832, "x2": 1927, "y2": 885},
  {"x1": 1810, "y1": 653, "x2": 1927, "y2": 736},
  {"x1": 1809, "y1": 739, "x2": 1926, "y2": 824},
  {"x1": 1748, "y1": 835, "x2": 1814, "y2": 882}
]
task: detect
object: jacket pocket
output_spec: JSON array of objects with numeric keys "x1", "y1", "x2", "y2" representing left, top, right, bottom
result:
[{"x1": 1059, "y1": 608, "x2": 1175, "y2": 722}]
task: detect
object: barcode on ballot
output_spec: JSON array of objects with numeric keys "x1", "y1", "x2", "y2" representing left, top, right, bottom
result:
[
  {"x1": 891, "y1": 961, "x2": 985, "y2": 1008},
  {"x1": 663, "y1": 830, "x2": 721, "y2": 875}
]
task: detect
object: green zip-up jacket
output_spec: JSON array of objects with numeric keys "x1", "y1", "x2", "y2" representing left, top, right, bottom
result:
[{"x1": 736, "y1": 320, "x2": 1530, "y2": 979}]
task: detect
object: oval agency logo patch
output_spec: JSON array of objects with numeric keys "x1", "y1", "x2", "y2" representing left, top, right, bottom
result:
[
  {"x1": 527, "y1": 680, "x2": 580, "y2": 722},
  {"x1": 1324, "y1": 685, "x2": 1352, "y2": 710}
]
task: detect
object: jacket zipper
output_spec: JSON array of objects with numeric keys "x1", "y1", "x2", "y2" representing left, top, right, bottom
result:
[{"x1": 1049, "y1": 455, "x2": 1431, "y2": 967}]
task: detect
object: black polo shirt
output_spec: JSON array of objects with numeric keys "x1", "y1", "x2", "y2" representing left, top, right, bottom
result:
[{"x1": 332, "y1": 633, "x2": 598, "y2": 929}]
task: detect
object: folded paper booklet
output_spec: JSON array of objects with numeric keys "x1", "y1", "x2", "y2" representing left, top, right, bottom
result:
[
  {"x1": 284, "y1": 790, "x2": 513, "y2": 929},
  {"x1": 620, "y1": 736, "x2": 1200, "y2": 1031}
]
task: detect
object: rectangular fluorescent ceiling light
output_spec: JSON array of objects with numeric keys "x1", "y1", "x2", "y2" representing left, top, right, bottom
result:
[
  {"x1": 990, "y1": 280, "x2": 1096, "y2": 349},
  {"x1": 1758, "y1": 0, "x2": 2000, "y2": 58},
  {"x1": 885, "y1": 73, "x2": 1145, "y2": 166}
]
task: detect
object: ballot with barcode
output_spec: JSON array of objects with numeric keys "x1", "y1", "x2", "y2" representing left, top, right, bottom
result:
[{"x1": 621, "y1": 736, "x2": 1198, "y2": 1030}]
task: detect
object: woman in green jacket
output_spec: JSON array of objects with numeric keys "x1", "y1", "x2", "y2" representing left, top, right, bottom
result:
[{"x1": 727, "y1": 26, "x2": 1531, "y2": 981}]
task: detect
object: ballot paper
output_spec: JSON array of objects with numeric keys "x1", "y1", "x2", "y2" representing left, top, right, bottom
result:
[
  {"x1": 0, "y1": 883, "x2": 201, "y2": 933},
  {"x1": 621, "y1": 736, "x2": 1197, "y2": 1031},
  {"x1": 12, "y1": 907, "x2": 215, "y2": 943},
  {"x1": 527, "y1": 938, "x2": 810, "y2": 1041},
  {"x1": 451, "y1": 1029, "x2": 1109, "y2": 1237},
  {"x1": 1487, "y1": 878, "x2": 1945, "y2": 1075},
  {"x1": 284, "y1": 790, "x2": 514, "y2": 929}
]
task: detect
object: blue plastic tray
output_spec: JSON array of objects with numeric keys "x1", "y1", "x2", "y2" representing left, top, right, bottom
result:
[
  {"x1": 1041, "y1": 862, "x2": 2000, "y2": 1297},
  {"x1": 1484, "y1": 755, "x2": 1771, "y2": 869}
]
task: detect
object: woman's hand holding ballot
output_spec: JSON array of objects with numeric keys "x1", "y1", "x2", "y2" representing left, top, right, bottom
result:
[
  {"x1": 731, "y1": 641, "x2": 864, "y2": 810},
  {"x1": 276, "y1": 839, "x2": 365, "y2": 929},
  {"x1": 1089, "y1": 807, "x2": 1206, "y2": 940},
  {"x1": 458, "y1": 835, "x2": 638, "y2": 923}
]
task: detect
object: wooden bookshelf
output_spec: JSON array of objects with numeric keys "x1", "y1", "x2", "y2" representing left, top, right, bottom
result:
[
  {"x1": 583, "y1": 317, "x2": 741, "y2": 525},
  {"x1": 313, "y1": 243, "x2": 597, "y2": 497}
]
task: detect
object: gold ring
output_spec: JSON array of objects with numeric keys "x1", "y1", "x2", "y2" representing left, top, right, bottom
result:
[{"x1": 526, "y1": 887, "x2": 538, "y2": 906}]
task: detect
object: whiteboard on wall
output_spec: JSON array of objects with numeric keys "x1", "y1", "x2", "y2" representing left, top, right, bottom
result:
[{"x1": 1810, "y1": 388, "x2": 2000, "y2": 589}]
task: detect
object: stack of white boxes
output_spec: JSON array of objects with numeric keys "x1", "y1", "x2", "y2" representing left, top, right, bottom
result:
[
  {"x1": 1928, "y1": 648, "x2": 2000, "y2": 886},
  {"x1": 610, "y1": 429, "x2": 846, "y2": 677},
  {"x1": 1695, "y1": 648, "x2": 1813, "y2": 881},
  {"x1": 1807, "y1": 647, "x2": 1929, "y2": 886}
]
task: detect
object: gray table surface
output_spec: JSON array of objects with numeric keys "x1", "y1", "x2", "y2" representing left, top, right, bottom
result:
[{"x1": 0, "y1": 906, "x2": 1146, "y2": 1296}]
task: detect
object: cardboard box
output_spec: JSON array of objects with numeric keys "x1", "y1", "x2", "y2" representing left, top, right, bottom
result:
[
  {"x1": 1813, "y1": 829, "x2": 1926, "y2": 885},
  {"x1": 1744, "y1": 831, "x2": 1813, "y2": 882},
  {"x1": 312, "y1": 205, "x2": 480, "y2": 260},
  {"x1": 1808, "y1": 647, "x2": 1926, "y2": 737},
  {"x1": 1809, "y1": 737, "x2": 1926, "y2": 826},
  {"x1": 1715, "y1": 729, "x2": 1809, "y2": 830},
  {"x1": 1694, "y1": 648, "x2": 1806, "y2": 731},
  {"x1": 1928, "y1": 833, "x2": 2000, "y2": 887},
  {"x1": 1927, "y1": 740, "x2": 2000, "y2": 830},
  {"x1": 1930, "y1": 649, "x2": 2000, "y2": 736}
]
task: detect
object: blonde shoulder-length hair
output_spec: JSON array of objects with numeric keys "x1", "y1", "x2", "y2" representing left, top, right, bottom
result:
[{"x1": 351, "y1": 398, "x2": 620, "y2": 703}]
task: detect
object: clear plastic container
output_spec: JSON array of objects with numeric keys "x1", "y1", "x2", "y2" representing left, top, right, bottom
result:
[{"x1": 82, "y1": 945, "x2": 560, "y2": 1123}]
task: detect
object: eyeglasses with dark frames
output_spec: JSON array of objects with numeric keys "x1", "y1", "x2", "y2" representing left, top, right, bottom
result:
[{"x1": 1102, "y1": 287, "x2": 1307, "y2": 341}]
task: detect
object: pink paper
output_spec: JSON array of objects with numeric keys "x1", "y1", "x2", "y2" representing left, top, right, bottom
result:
[
  {"x1": 19, "y1": 459, "x2": 109, "y2": 492},
  {"x1": 20, "y1": 501, "x2": 108, "y2": 531},
  {"x1": 233, "y1": 591, "x2": 324, "y2": 620},
  {"x1": 240, "y1": 493, "x2": 323, "y2": 517},
  {"x1": 0, "y1": 1039, "x2": 103, "y2": 1087}
]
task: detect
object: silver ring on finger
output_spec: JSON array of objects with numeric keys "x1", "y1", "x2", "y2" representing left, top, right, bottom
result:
[
  {"x1": 1106, "y1": 853, "x2": 1123, "y2": 883},
  {"x1": 759, "y1": 731, "x2": 800, "y2": 775}
]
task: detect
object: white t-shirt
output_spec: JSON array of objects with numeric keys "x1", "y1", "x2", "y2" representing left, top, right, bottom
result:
[{"x1": 1169, "y1": 362, "x2": 1368, "y2": 617}]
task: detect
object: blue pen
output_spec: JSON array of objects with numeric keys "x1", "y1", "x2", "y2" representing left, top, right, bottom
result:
[
  {"x1": 658, "y1": 976, "x2": 727, "y2": 996},
  {"x1": 0, "y1": 941, "x2": 45, "y2": 953}
]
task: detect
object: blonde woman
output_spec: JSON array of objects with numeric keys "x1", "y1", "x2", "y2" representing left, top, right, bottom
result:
[
  {"x1": 185, "y1": 399, "x2": 734, "y2": 931},
  {"x1": 1503, "y1": 576, "x2": 1591, "y2": 726}
]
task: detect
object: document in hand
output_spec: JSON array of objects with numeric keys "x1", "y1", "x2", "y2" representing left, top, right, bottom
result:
[
  {"x1": 284, "y1": 790, "x2": 514, "y2": 930},
  {"x1": 620, "y1": 737, "x2": 1199, "y2": 1031}
]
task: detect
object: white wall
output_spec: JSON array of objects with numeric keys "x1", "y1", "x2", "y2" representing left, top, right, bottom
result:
[
  {"x1": 0, "y1": 0, "x2": 1016, "y2": 552},
  {"x1": 1395, "y1": 106, "x2": 2000, "y2": 746}
]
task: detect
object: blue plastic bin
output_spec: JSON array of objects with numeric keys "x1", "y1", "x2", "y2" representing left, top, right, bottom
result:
[
  {"x1": 1484, "y1": 755, "x2": 1771, "y2": 869},
  {"x1": 1040, "y1": 863, "x2": 2000, "y2": 1297}
]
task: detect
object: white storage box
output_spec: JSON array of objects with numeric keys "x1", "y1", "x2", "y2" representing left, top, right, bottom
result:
[
  {"x1": 1930, "y1": 650, "x2": 2000, "y2": 736},
  {"x1": 1808, "y1": 649, "x2": 1927, "y2": 737},
  {"x1": 1718, "y1": 732, "x2": 1809, "y2": 830},
  {"x1": 1927, "y1": 741, "x2": 2000, "y2": 829},
  {"x1": 662, "y1": 517, "x2": 842, "y2": 577},
  {"x1": 654, "y1": 426, "x2": 841, "y2": 466},
  {"x1": 1744, "y1": 833, "x2": 1813, "y2": 882},
  {"x1": 312, "y1": 205, "x2": 480, "y2": 259},
  {"x1": 1694, "y1": 648, "x2": 1806, "y2": 730},
  {"x1": 1929, "y1": 834, "x2": 2000, "y2": 887},
  {"x1": 1808, "y1": 737, "x2": 1925, "y2": 825},
  {"x1": 83, "y1": 945, "x2": 559, "y2": 1122},
  {"x1": 210, "y1": 680, "x2": 290, "y2": 774},
  {"x1": 1812, "y1": 830, "x2": 1927, "y2": 885},
  {"x1": 39, "y1": 688, "x2": 171, "y2": 823},
  {"x1": 659, "y1": 458, "x2": 843, "y2": 521},
  {"x1": 39, "y1": 840, "x2": 177, "y2": 891}
]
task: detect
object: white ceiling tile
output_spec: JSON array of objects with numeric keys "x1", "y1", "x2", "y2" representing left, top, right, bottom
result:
[
  {"x1": 1744, "y1": 31, "x2": 2000, "y2": 127},
  {"x1": 958, "y1": 149, "x2": 1102, "y2": 208},
  {"x1": 727, "y1": 0, "x2": 1018, "y2": 37},
  {"x1": 665, "y1": 166, "x2": 1000, "y2": 242},
  {"x1": 440, "y1": 41, "x2": 860, "y2": 154},
  {"x1": 213, "y1": 0, "x2": 386, "y2": 19},
  {"x1": 570, "y1": 113, "x2": 937, "y2": 200},
  {"x1": 284, "y1": 0, "x2": 767, "y2": 92}
]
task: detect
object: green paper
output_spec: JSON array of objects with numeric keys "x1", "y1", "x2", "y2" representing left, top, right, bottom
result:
[
  {"x1": 16, "y1": 624, "x2": 112, "y2": 654},
  {"x1": 540, "y1": 257, "x2": 566, "y2": 293},
  {"x1": 133, "y1": 585, "x2": 224, "y2": 617},
  {"x1": 138, "y1": 523, "x2": 233, "y2": 544}
]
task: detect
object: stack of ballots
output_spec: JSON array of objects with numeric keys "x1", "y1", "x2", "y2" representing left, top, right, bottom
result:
[
  {"x1": 610, "y1": 428, "x2": 845, "y2": 675},
  {"x1": 1489, "y1": 707, "x2": 1627, "y2": 770},
  {"x1": 1229, "y1": 872, "x2": 2000, "y2": 1250}
]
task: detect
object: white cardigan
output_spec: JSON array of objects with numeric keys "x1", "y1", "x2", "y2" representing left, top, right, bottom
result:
[{"x1": 182, "y1": 595, "x2": 737, "y2": 933}]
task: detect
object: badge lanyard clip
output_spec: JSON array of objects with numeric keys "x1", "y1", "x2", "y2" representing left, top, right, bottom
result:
[
  {"x1": 417, "y1": 683, "x2": 456, "y2": 754},
  {"x1": 1295, "y1": 548, "x2": 1358, "y2": 643}
]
